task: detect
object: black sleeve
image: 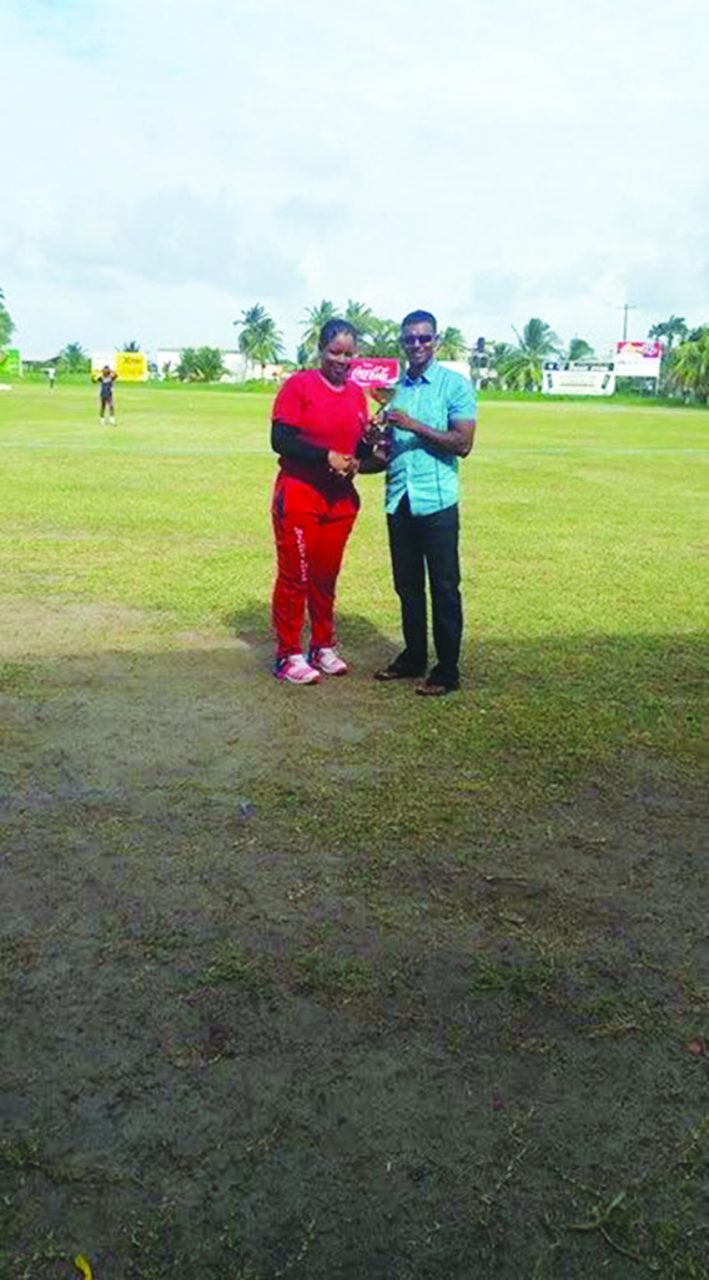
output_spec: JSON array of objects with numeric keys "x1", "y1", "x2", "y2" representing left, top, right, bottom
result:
[
  {"x1": 355, "y1": 437, "x2": 374, "y2": 460},
  {"x1": 271, "y1": 420, "x2": 328, "y2": 464}
]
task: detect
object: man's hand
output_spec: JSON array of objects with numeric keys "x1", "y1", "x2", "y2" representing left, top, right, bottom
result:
[
  {"x1": 363, "y1": 419, "x2": 384, "y2": 444},
  {"x1": 387, "y1": 409, "x2": 417, "y2": 433},
  {"x1": 386, "y1": 410, "x2": 475, "y2": 457}
]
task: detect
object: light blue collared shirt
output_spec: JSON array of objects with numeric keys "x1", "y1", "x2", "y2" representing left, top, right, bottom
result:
[{"x1": 384, "y1": 361, "x2": 477, "y2": 517}]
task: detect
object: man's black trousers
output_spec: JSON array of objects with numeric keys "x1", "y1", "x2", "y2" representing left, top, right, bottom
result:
[{"x1": 386, "y1": 493, "x2": 462, "y2": 688}]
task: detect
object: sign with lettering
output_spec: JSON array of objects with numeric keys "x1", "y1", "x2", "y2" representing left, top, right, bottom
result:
[{"x1": 348, "y1": 358, "x2": 399, "y2": 391}]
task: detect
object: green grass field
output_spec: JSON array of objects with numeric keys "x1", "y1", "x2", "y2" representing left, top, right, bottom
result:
[{"x1": 1, "y1": 383, "x2": 707, "y2": 1278}]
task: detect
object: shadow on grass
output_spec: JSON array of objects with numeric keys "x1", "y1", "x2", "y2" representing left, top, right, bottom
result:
[
  {"x1": 223, "y1": 597, "x2": 400, "y2": 666},
  {"x1": 0, "y1": 628, "x2": 707, "y2": 1278}
]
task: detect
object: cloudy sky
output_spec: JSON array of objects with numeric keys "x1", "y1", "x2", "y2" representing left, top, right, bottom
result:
[{"x1": 2, "y1": 0, "x2": 708, "y2": 360}]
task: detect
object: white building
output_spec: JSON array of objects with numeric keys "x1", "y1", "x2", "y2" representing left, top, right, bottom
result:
[{"x1": 155, "y1": 348, "x2": 283, "y2": 382}]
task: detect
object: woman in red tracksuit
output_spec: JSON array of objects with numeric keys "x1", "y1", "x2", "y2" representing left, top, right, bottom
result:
[{"x1": 270, "y1": 319, "x2": 370, "y2": 684}]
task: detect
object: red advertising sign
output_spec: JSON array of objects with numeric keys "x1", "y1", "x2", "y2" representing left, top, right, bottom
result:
[
  {"x1": 348, "y1": 357, "x2": 399, "y2": 391},
  {"x1": 615, "y1": 340, "x2": 663, "y2": 360},
  {"x1": 614, "y1": 340, "x2": 663, "y2": 378}
]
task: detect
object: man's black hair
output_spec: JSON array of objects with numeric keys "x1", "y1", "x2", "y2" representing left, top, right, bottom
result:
[
  {"x1": 318, "y1": 318, "x2": 358, "y2": 348},
  {"x1": 401, "y1": 310, "x2": 437, "y2": 333}
]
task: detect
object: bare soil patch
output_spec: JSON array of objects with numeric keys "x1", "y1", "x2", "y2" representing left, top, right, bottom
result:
[{"x1": 1, "y1": 603, "x2": 707, "y2": 1278}]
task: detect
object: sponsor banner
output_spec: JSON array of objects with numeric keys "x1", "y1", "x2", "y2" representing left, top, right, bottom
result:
[
  {"x1": 92, "y1": 351, "x2": 148, "y2": 381},
  {"x1": 543, "y1": 365, "x2": 616, "y2": 396},
  {"x1": 0, "y1": 348, "x2": 21, "y2": 376},
  {"x1": 348, "y1": 357, "x2": 399, "y2": 392},
  {"x1": 614, "y1": 340, "x2": 662, "y2": 379},
  {"x1": 115, "y1": 351, "x2": 148, "y2": 381}
]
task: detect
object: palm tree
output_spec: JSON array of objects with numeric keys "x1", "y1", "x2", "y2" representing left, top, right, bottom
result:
[
  {"x1": 0, "y1": 287, "x2": 14, "y2": 347},
  {"x1": 177, "y1": 346, "x2": 226, "y2": 382},
  {"x1": 57, "y1": 341, "x2": 89, "y2": 372},
  {"x1": 500, "y1": 318, "x2": 561, "y2": 391},
  {"x1": 300, "y1": 300, "x2": 338, "y2": 362},
  {"x1": 437, "y1": 326, "x2": 469, "y2": 361},
  {"x1": 343, "y1": 300, "x2": 375, "y2": 343},
  {"x1": 367, "y1": 317, "x2": 400, "y2": 358},
  {"x1": 666, "y1": 329, "x2": 709, "y2": 402},
  {"x1": 567, "y1": 337, "x2": 594, "y2": 363},
  {"x1": 176, "y1": 347, "x2": 199, "y2": 381},
  {"x1": 648, "y1": 315, "x2": 688, "y2": 351},
  {"x1": 122, "y1": 339, "x2": 140, "y2": 352},
  {"x1": 234, "y1": 304, "x2": 284, "y2": 376},
  {"x1": 194, "y1": 347, "x2": 226, "y2": 382}
]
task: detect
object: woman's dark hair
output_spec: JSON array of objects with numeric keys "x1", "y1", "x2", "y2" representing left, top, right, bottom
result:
[{"x1": 318, "y1": 319, "x2": 358, "y2": 349}]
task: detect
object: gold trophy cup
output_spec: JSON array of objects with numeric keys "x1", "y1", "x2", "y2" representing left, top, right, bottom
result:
[{"x1": 366, "y1": 384, "x2": 396, "y2": 450}]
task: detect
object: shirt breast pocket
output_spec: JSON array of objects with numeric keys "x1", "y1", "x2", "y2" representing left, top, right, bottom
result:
[{"x1": 430, "y1": 392, "x2": 450, "y2": 432}]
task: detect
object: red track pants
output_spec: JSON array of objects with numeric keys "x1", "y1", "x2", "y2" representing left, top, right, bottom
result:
[{"x1": 271, "y1": 473, "x2": 359, "y2": 659}]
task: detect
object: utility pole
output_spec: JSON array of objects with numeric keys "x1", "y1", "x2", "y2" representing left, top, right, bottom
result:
[{"x1": 619, "y1": 302, "x2": 637, "y2": 342}]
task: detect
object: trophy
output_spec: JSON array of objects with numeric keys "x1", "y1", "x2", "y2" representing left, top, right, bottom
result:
[
  {"x1": 349, "y1": 358, "x2": 399, "y2": 459},
  {"x1": 367, "y1": 383, "x2": 396, "y2": 450}
]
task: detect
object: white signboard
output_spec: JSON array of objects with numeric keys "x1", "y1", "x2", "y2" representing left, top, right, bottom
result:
[
  {"x1": 438, "y1": 360, "x2": 472, "y2": 380},
  {"x1": 614, "y1": 341, "x2": 663, "y2": 379},
  {"x1": 543, "y1": 365, "x2": 616, "y2": 396},
  {"x1": 91, "y1": 351, "x2": 115, "y2": 377}
]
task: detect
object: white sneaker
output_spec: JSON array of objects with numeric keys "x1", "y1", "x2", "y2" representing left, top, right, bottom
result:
[
  {"x1": 274, "y1": 654, "x2": 320, "y2": 685},
  {"x1": 309, "y1": 646, "x2": 348, "y2": 676},
  {"x1": 109, "y1": 417, "x2": 116, "y2": 425}
]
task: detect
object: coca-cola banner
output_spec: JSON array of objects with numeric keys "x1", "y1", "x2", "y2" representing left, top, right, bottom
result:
[{"x1": 348, "y1": 357, "x2": 399, "y2": 391}]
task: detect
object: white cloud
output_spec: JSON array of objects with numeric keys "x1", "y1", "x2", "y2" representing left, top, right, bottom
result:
[{"x1": 2, "y1": 0, "x2": 709, "y2": 357}]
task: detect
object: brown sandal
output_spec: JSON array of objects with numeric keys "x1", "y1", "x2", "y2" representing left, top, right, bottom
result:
[
  {"x1": 374, "y1": 665, "x2": 424, "y2": 682},
  {"x1": 415, "y1": 681, "x2": 458, "y2": 697}
]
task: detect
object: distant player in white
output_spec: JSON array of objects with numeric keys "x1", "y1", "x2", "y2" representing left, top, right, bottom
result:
[{"x1": 46, "y1": 365, "x2": 56, "y2": 390}]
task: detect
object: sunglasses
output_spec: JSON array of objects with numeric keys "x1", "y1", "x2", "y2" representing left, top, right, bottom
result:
[{"x1": 402, "y1": 334, "x2": 436, "y2": 346}]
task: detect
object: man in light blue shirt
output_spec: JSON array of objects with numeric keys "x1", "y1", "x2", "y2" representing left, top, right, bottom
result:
[{"x1": 374, "y1": 310, "x2": 477, "y2": 695}]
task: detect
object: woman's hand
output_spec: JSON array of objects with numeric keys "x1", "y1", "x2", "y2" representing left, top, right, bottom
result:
[{"x1": 327, "y1": 450, "x2": 356, "y2": 478}]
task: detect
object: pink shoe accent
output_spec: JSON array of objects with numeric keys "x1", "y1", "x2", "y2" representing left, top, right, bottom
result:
[
  {"x1": 309, "y1": 646, "x2": 348, "y2": 676},
  {"x1": 274, "y1": 654, "x2": 320, "y2": 685}
]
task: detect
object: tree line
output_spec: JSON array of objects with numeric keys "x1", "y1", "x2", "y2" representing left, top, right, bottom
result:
[
  {"x1": 0, "y1": 288, "x2": 14, "y2": 348},
  {"x1": 3, "y1": 284, "x2": 709, "y2": 400},
  {"x1": 232, "y1": 302, "x2": 709, "y2": 401}
]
